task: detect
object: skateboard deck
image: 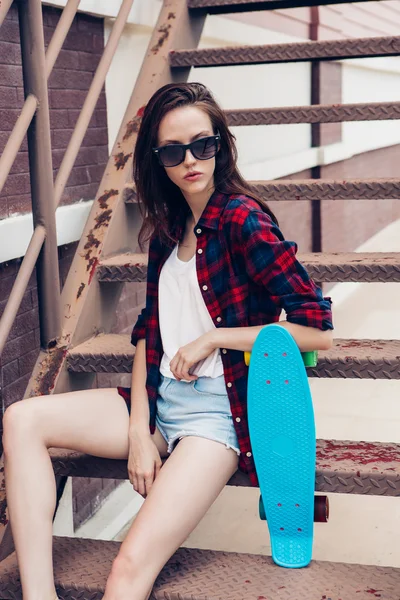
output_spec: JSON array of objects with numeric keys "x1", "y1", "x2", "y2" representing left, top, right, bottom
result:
[{"x1": 247, "y1": 324, "x2": 316, "y2": 568}]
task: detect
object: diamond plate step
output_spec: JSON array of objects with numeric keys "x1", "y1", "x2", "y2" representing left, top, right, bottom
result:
[
  {"x1": 97, "y1": 251, "x2": 400, "y2": 283},
  {"x1": 67, "y1": 334, "x2": 400, "y2": 379},
  {"x1": 169, "y1": 35, "x2": 400, "y2": 67},
  {"x1": 49, "y1": 439, "x2": 400, "y2": 496},
  {"x1": 188, "y1": 0, "x2": 374, "y2": 13},
  {"x1": 1, "y1": 536, "x2": 399, "y2": 600},
  {"x1": 123, "y1": 179, "x2": 400, "y2": 203},
  {"x1": 225, "y1": 101, "x2": 400, "y2": 125}
]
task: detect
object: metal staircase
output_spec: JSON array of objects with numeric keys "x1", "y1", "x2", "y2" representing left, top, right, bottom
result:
[{"x1": 0, "y1": 0, "x2": 400, "y2": 598}]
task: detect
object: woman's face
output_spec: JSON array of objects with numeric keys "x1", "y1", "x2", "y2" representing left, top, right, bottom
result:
[{"x1": 156, "y1": 105, "x2": 217, "y2": 197}]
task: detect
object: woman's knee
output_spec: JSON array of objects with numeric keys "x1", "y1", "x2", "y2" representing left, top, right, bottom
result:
[{"x1": 2, "y1": 399, "x2": 42, "y2": 453}]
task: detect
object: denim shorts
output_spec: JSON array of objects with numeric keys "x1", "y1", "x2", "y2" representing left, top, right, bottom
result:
[{"x1": 122, "y1": 373, "x2": 240, "y2": 456}]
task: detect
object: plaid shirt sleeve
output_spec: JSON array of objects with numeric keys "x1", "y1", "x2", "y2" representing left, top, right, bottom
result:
[
  {"x1": 241, "y1": 209, "x2": 334, "y2": 331},
  {"x1": 130, "y1": 306, "x2": 147, "y2": 347}
]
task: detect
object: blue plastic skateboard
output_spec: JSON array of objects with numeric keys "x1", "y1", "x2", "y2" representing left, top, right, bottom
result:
[{"x1": 246, "y1": 324, "x2": 328, "y2": 569}]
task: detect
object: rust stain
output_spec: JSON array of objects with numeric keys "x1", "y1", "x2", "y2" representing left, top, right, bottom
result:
[
  {"x1": 29, "y1": 345, "x2": 69, "y2": 397},
  {"x1": 150, "y1": 23, "x2": 171, "y2": 54},
  {"x1": 88, "y1": 257, "x2": 99, "y2": 285},
  {"x1": 98, "y1": 188, "x2": 118, "y2": 209},
  {"x1": 167, "y1": 12, "x2": 175, "y2": 19},
  {"x1": 84, "y1": 232, "x2": 101, "y2": 254},
  {"x1": 123, "y1": 116, "x2": 142, "y2": 141},
  {"x1": 317, "y1": 440, "x2": 399, "y2": 467},
  {"x1": 76, "y1": 282, "x2": 85, "y2": 299},
  {"x1": 94, "y1": 209, "x2": 112, "y2": 230},
  {"x1": 114, "y1": 151, "x2": 132, "y2": 171}
]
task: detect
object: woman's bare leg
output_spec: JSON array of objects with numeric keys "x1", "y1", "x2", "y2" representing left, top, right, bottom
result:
[
  {"x1": 2, "y1": 388, "x2": 167, "y2": 600},
  {"x1": 104, "y1": 436, "x2": 239, "y2": 600}
]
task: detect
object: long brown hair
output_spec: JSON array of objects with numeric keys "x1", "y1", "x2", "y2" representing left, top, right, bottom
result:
[{"x1": 133, "y1": 82, "x2": 279, "y2": 251}]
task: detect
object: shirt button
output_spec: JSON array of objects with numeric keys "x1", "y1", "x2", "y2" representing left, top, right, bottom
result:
[
  {"x1": 222, "y1": 348, "x2": 227, "y2": 354},
  {"x1": 216, "y1": 316, "x2": 222, "y2": 322},
  {"x1": 227, "y1": 382, "x2": 232, "y2": 388},
  {"x1": 202, "y1": 285, "x2": 208, "y2": 291},
  {"x1": 196, "y1": 228, "x2": 202, "y2": 234},
  {"x1": 235, "y1": 417, "x2": 241, "y2": 423},
  {"x1": 197, "y1": 248, "x2": 203, "y2": 254},
  {"x1": 246, "y1": 451, "x2": 252, "y2": 457}
]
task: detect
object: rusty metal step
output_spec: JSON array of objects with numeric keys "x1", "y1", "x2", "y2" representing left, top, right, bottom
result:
[
  {"x1": 49, "y1": 439, "x2": 400, "y2": 496},
  {"x1": 1, "y1": 536, "x2": 400, "y2": 600},
  {"x1": 67, "y1": 334, "x2": 400, "y2": 380},
  {"x1": 98, "y1": 251, "x2": 400, "y2": 283},
  {"x1": 67, "y1": 334, "x2": 400, "y2": 379},
  {"x1": 169, "y1": 35, "x2": 400, "y2": 67},
  {"x1": 123, "y1": 179, "x2": 400, "y2": 203},
  {"x1": 225, "y1": 101, "x2": 400, "y2": 125},
  {"x1": 188, "y1": 0, "x2": 373, "y2": 13}
]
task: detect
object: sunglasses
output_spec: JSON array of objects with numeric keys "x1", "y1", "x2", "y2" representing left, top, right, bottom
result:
[{"x1": 153, "y1": 133, "x2": 221, "y2": 167}]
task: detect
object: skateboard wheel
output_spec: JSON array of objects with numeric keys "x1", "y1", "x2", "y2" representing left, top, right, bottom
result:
[
  {"x1": 259, "y1": 495, "x2": 266, "y2": 521},
  {"x1": 314, "y1": 495, "x2": 329, "y2": 523}
]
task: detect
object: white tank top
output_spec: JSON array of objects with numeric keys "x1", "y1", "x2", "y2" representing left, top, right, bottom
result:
[{"x1": 159, "y1": 243, "x2": 224, "y2": 382}]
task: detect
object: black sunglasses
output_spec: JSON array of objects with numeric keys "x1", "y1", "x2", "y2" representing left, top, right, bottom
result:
[{"x1": 153, "y1": 133, "x2": 221, "y2": 167}]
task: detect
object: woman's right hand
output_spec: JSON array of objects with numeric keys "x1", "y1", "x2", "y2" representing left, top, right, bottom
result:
[{"x1": 127, "y1": 428, "x2": 162, "y2": 497}]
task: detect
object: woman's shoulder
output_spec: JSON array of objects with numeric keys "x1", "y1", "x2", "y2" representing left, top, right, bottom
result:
[{"x1": 223, "y1": 193, "x2": 274, "y2": 225}]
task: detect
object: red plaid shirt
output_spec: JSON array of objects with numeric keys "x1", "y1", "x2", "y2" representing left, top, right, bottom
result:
[{"x1": 118, "y1": 190, "x2": 333, "y2": 485}]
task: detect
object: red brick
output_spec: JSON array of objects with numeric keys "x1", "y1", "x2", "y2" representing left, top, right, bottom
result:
[
  {"x1": 49, "y1": 109, "x2": 71, "y2": 130},
  {"x1": 2, "y1": 172, "x2": 31, "y2": 197},
  {"x1": 1, "y1": 331, "x2": 36, "y2": 365},
  {"x1": 63, "y1": 30, "x2": 95, "y2": 53},
  {"x1": 19, "y1": 348, "x2": 39, "y2": 377},
  {"x1": 0, "y1": 289, "x2": 32, "y2": 319},
  {"x1": 7, "y1": 194, "x2": 32, "y2": 217},
  {"x1": 9, "y1": 152, "x2": 29, "y2": 175},
  {"x1": 0, "y1": 41, "x2": 21, "y2": 65},
  {"x1": 92, "y1": 34, "x2": 104, "y2": 53},
  {"x1": 0, "y1": 19, "x2": 20, "y2": 44},
  {"x1": 8, "y1": 309, "x2": 39, "y2": 342},
  {"x1": 51, "y1": 128, "x2": 73, "y2": 150},
  {"x1": 49, "y1": 89, "x2": 87, "y2": 110},
  {"x1": 3, "y1": 359, "x2": 19, "y2": 387},
  {"x1": 77, "y1": 13, "x2": 102, "y2": 33},
  {"x1": 78, "y1": 52, "x2": 100, "y2": 73},
  {"x1": 83, "y1": 127, "x2": 108, "y2": 147},
  {"x1": 54, "y1": 49, "x2": 80, "y2": 71},
  {"x1": 49, "y1": 68, "x2": 93, "y2": 91},
  {"x1": 3, "y1": 373, "x2": 31, "y2": 408},
  {"x1": 95, "y1": 109, "x2": 107, "y2": 128},
  {"x1": 0, "y1": 86, "x2": 17, "y2": 108},
  {"x1": 0, "y1": 64, "x2": 22, "y2": 87},
  {"x1": 0, "y1": 108, "x2": 20, "y2": 131}
]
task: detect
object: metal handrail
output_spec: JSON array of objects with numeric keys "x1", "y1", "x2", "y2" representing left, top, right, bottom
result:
[{"x1": 0, "y1": 0, "x2": 133, "y2": 355}]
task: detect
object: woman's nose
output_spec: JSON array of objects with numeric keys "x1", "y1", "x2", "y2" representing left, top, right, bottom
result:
[{"x1": 183, "y1": 148, "x2": 196, "y2": 165}]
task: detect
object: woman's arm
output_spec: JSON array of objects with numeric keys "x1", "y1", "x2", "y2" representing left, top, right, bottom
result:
[
  {"x1": 129, "y1": 337, "x2": 150, "y2": 434},
  {"x1": 207, "y1": 321, "x2": 333, "y2": 354}
]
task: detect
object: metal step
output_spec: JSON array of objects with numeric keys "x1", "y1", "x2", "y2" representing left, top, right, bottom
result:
[
  {"x1": 169, "y1": 35, "x2": 400, "y2": 67},
  {"x1": 49, "y1": 439, "x2": 400, "y2": 496},
  {"x1": 188, "y1": 0, "x2": 374, "y2": 13},
  {"x1": 1, "y1": 536, "x2": 400, "y2": 599},
  {"x1": 67, "y1": 334, "x2": 400, "y2": 380},
  {"x1": 225, "y1": 101, "x2": 400, "y2": 125},
  {"x1": 98, "y1": 251, "x2": 400, "y2": 283},
  {"x1": 123, "y1": 179, "x2": 400, "y2": 203}
]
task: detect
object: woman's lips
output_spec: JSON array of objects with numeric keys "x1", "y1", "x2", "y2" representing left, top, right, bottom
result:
[{"x1": 184, "y1": 173, "x2": 202, "y2": 181}]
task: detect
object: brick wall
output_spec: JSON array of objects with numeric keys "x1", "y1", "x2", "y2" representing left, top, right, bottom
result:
[{"x1": 0, "y1": 5, "x2": 108, "y2": 219}]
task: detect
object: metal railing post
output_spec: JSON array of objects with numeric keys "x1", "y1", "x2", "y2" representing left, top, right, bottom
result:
[{"x1": 17, "y1": 0, "x2": 61, "y2": 348}]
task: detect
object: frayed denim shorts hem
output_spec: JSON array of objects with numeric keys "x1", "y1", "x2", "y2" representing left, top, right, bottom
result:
[{"x1": 155, "y1": 373, "x2": 240, "y2": 456}]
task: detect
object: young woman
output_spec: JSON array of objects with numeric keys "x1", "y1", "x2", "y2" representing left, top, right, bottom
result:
[{"x1": 2, "y1": 82, "x2": 333, "y2": 600}]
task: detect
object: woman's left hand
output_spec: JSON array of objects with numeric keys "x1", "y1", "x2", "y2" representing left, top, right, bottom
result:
[{"x1": 169, "y1": 332, "x2": 216, "y2": 381}]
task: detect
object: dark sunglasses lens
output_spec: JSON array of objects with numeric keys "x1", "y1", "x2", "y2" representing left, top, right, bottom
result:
[
  {"x1": 159, "y1": 145, "x2": 184, "y2": 167},
  {"x1": 192, "y1": 137, "x2": 218, "y2": 160}
]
